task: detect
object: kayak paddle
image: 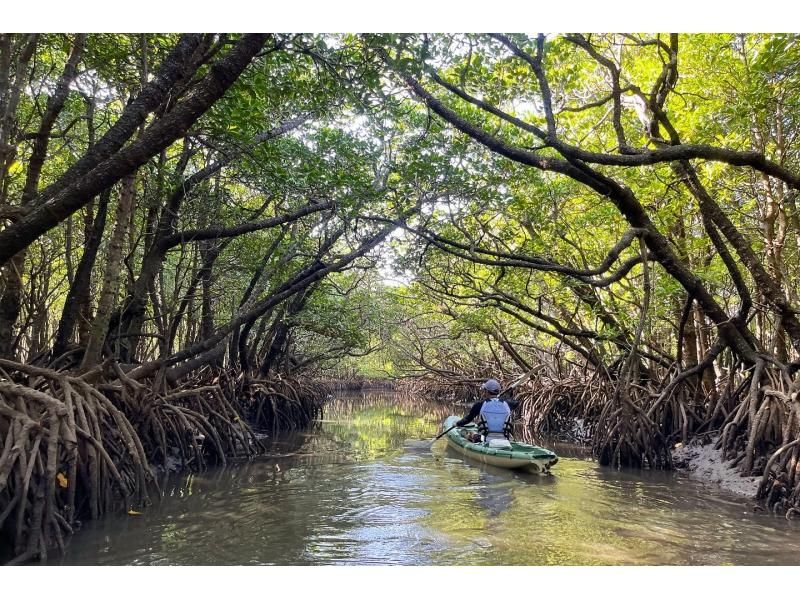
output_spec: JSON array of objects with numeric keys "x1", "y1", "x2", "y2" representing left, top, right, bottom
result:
[
  {"x1": 430, "y1": 366, "x2": 545, "y2": 447},
  {"x1": 430, "y1": 424, "x2": 458, "y2": 446}
]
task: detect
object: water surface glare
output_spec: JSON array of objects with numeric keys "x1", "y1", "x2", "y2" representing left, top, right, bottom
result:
[{"x1": 50, "y1": 393, "x2": 800, "y2": 565}]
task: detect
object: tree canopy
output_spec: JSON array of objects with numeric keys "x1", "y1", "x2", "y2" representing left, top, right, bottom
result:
[{"x1": 4, "y1": 33, "x2": 800, "y2": 560}]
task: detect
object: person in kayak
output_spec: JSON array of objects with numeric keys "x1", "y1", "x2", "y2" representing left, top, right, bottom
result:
[{"x1": 456, "y1": 379, "x2": 518, "y2": 445}]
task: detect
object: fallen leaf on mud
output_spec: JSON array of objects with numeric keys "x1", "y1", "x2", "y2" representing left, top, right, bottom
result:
[{"x1": 56, "y1": 473, "x2": 68, "y2": 488}]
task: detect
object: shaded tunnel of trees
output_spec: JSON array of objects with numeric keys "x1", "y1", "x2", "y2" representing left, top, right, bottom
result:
[{"x1": 2, "y1": 32, "x2": 800, "y2": 561}]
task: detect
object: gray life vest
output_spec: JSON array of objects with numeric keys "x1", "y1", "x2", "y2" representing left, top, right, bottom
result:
[{"x1": 478, "y1": 398, "x2": 511, "y2": 435}]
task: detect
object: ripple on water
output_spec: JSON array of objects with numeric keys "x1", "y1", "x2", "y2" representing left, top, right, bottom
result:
[{"x1": 47, "y1": 394, "x2": 800, "y2": 566}]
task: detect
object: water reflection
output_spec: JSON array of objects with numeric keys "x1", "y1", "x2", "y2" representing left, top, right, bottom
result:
[{"x1": 48, "y1": 393, "x2": 800, "y2": 566}]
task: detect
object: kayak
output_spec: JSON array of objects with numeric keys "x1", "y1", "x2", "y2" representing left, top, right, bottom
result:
[{"x1": 441, "y1": 415, "x2": 559, "y2": 474}]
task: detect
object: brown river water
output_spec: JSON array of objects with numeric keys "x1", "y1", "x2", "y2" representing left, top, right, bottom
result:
[{"x1": 46, "y1": 393, "x2": 800, "y2": 565}]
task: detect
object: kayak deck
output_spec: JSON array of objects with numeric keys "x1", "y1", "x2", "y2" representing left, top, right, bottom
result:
[{"x1": 442, "y1": 415, "x2": 558, "y2": 474}]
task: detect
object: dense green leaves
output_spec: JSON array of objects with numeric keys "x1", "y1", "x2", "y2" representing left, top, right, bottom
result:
[{"x1": 2, "y1": 33, "x2": 799, "y2": 380}]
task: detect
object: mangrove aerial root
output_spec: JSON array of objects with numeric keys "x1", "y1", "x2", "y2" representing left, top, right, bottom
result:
[
  {"x1": 397, "y1": 376, "x2": 485, "y2": 403},
  {"x1": 0, "y1": 359, "x2": 152, "y2": 563},
  {"x1": 0, "y1": 360, "x2": 275, "y2": 563},
  {"x1": 238, "y1": 374, "x2": 326, "y2": 430}
]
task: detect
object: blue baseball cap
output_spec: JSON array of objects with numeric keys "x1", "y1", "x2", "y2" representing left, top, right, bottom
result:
[{"x1": 480, "y1": 379, "x2": 501, "y2": 393}]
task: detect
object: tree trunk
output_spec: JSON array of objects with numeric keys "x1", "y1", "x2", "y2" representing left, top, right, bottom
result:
[
  {"x1": 81, "y1": 176, "x2": 137, "y2": 369},
  {"x1": 259, "y1": 289, "x2": 311, "y2": 376},
  {"x1": 0, "y1": 34, "x2": 269, "y2": 266},
  {"x1": 0, "y1": 35, "x2": 41, "y2": 358},
  {"x1": 115, "y1": 117, "x2": 307, "y2": 360},
  {"x1": 53, "y1": 190, "x2": 111, "y2": 356},
  {"x1": 199, "y1": 243, "x2": 219, "y2": 342}
]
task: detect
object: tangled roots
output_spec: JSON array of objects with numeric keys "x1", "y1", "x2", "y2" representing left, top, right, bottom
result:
[
  {"x1": 725, "y1": 360, "x2": 800, "y2": 516},
  {"x1": 592, "y1": 385, "x2": 672, "y2": 469},
  {"x1": 516, "y1": 370, "x2": 675, "y2": 469},
  {"x1": 0, "y1": 360, "x2": 266, "y2": 563},
  {"x1": 317, "y1": 377, "x2": 395, "y2": 393},
  {"x1": 0, "y1": 360, "x2": 152, "y2": 563},
  {"x1": 396, "y1": 377, "x2": 477, "y2": 403},
  {"x1": 237, "y1": 375, "x2": 326, "y2": 431},
  {"x1": 515, "y1": 373, "x2": 607, "y2": 443}
]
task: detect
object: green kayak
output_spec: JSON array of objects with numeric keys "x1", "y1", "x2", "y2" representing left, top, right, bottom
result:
[{"x1": 442, "y1": 415, "x2": 558, "y2": 474}]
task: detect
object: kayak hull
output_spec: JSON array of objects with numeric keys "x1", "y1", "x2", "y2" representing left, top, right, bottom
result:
[{"x1": 442, "y1": 416, "x2": 558, "y2": 474}]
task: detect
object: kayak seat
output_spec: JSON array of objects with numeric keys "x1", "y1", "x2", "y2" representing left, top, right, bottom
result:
[{"x1": 486, "y1": 436, "x2": 512, "y2": 450}]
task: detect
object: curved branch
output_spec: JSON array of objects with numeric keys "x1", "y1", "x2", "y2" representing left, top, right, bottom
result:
[
  {"x1": 372, "y1": 214, "x2": 647, "y2": 283},
  {"x1": 489, "y1": 33, "x2": 557, "y2": 138},
  {"x1": 158, "y1": 201, "x2": 333, "y2": 249},
  {"x1": 563, "y1": 33, "x2": 629, "y2": 149},
  {"x1": 392, "y1": 64, "x2": 759, "y2": 363},
  {"x1": 433, "y1": 35, "x2": 800, "y2": 190},
  {"x1": 0, "y1": 34, "x2": 271, "y2": 266}
]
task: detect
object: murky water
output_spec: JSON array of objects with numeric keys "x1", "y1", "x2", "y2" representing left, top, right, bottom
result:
[{"x1": 49, "y1": 393, "x2": 800, "y2": 565}]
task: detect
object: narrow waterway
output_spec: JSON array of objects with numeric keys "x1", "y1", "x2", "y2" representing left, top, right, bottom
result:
[{"x1": 49, "y1": 393, "x2": 800, "y2": 565}]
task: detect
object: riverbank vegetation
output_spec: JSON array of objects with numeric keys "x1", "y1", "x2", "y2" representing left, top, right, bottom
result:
[{"x1": 2, "y1": 33, "x2": 800, "y2": 562}]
